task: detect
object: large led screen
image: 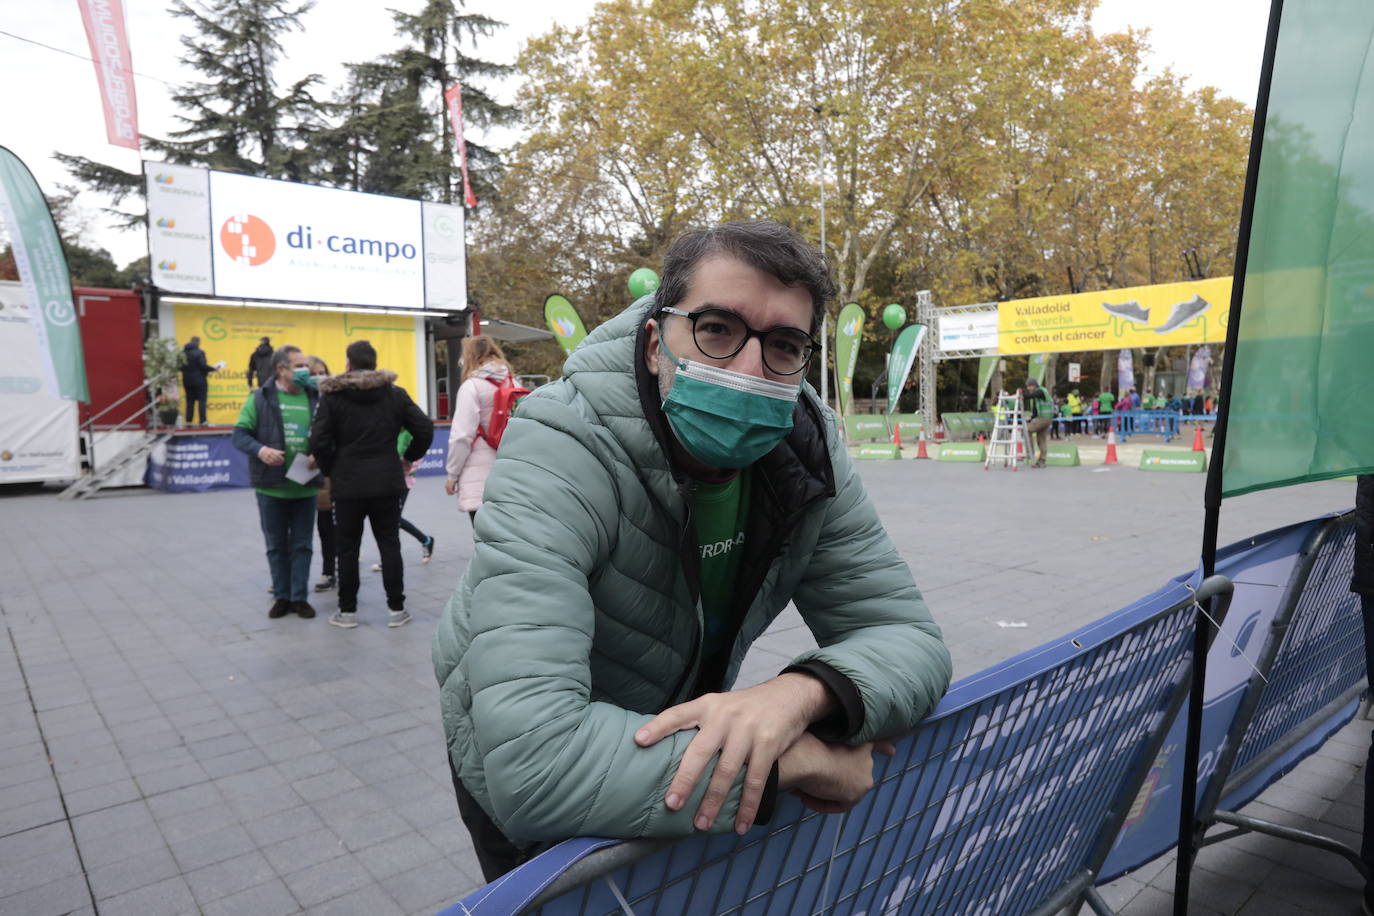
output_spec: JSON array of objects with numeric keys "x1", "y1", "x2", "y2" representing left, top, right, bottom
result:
[{"x1": 146, "y1": 163, "x2": 467, "y2": 311}]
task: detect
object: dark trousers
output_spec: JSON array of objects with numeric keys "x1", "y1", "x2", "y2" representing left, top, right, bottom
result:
[
  {"x1": 334, "y1": 495, "x2": 405, "y2": 612},
  {"x1": 447, "y1": 755, "x2": 535, "y2": 881},
  {"x1": 256, "y1": 493, "x2": 315, "y2": 601},
  {"x1": 398, "y1": 488, "x2": 428, "y2": 544},
  {"x1": 184, "y1": 384, "x2": 208, "y2": 424},
  {"x1": 316, "y1": 508, "x2": 335, "y2": 577}
]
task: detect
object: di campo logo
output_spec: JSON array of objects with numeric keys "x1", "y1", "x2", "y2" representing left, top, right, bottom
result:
[{"x1": 220, "y1": 214, "x2": 277, "y2": 267}]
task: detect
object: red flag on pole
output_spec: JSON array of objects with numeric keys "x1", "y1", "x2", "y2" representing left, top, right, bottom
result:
[
  {"x1": 443, "y1": 84, "x2": 478, "y2": 208},
  {"x1": 76, "y1": 0, "x2": 140, "y2": 150}
]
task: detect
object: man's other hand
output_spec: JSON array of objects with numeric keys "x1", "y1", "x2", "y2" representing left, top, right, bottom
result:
[
  {"x1": 634, "y1": 672, "x2": 832, "y2": 835},
  {"x1": 258, "y1": 446, "x2": 285, "y2": 466},
  {"x1": 779, "y1": 733, "x2": 895, "y2": 814}
]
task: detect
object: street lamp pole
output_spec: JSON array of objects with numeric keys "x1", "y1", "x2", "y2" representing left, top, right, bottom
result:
[{"x1": 814, "y1": 104, "x2": 830, "y2": 412}]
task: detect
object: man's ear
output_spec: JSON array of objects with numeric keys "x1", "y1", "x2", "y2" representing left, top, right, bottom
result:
[{"x1": 644, "y1": 318, "x2": 660, "y2": 378}]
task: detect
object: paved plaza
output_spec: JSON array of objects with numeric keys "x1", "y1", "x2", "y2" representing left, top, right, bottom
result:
[{"x1": 0, "y1": 456, "x2": 1367, "y2": 915}]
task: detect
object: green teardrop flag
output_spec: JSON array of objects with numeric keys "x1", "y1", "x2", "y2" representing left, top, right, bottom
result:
[
  {"x1": 1027, "y1": 354, "x2": 1049, "y2": 385},
  {"x1": 544, "y1": 293, "x2": 589, "y2": 356},
  {"x1": 0, "y1": 146, "x2": 87, "y2": 402},
  {"x1": 977, "y1": 356, "x2": 998, "y2": 407},
  {"x1": 887, "y1": 324, "x2": 926, "y2": 415},
  {"x1": 1220, "y1": 1, "x2": 1374, "y2": 496},
  {"x1": 835, "y1": 302, "x2": 865, "y2": 417}
]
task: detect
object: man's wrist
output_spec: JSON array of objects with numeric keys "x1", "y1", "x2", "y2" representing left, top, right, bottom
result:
[{"x1": 776, "y1": 672, "x2": 834, "y2": 724}]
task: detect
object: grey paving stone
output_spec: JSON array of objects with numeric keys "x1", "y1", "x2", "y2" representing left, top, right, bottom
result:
[
  {"x1": 245, "y1": 805, "x2": 327, "y2": 848},
  {"x1": 201, "y1": 876, "x2": 302, "y2": 916},
  {"x1": 227, "y1": 782, "x2": 306, "y2": 822},
  {"x1": 0, "y1": 837, "x2": 82, "y2": 897},
  {"x1": 185, "y1": 849, "x2": 277, "y2": 907},
  {"x1": 202, "y1": 745, "x2": 273, "y2": 779},
  {"x1": 168, "y1": 822, "x2": 257, "y2": 872},
  {"x1": 379, "y1": 857, "x2": 477, "y2": 915},
  {"x1": 145, "y1": 781, "x2": 225, "y2": 820},
  {"x1": 62, "y1": 776, "x2": 143, "y2": 817},
  {"x1": 70, "y1": 820, "x2": 167, "y2": 871},
  {"x1": 281, "y1": 852, "x2": 373, "y2": 908},
  {"x1": 156, "y1": 799, "x2": 238, "y2": 844},
  {"x1": 96, "y1": 874, "x2": 197, "y2": 916},
  {"x1": 293, "y1": 769, "x2": 365, "y2": 804},
  {"x1": 275, "y1": 751, "x2": 337, "y2": 782},
  {"x1": 264, "y1": 826, "x2": 349, "y2": 876},
  {"x1": 303, "y1": 881, "x2": 405, "y2": 916},
  {"x1": 85, "y1": 845, "x2": 181, "y2": 901},
  {"x1": 0, "y1": 873, "x2": 93, "y2": 916},
  {"x1": 357, "y1": 831, "x2": 444, "y2": 882},
  {"x1": 0, "y1": 821, "x2": 73, "y2": 867},
  {"x1": 332, "y1": 809, "x2": 412, "y2": 854},
  {"x1": 0, "y1": 795, "x2": 65, "y2": 838}
]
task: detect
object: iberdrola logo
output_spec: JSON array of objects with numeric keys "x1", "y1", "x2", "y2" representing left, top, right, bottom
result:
[
  {"x1": 553, "y1": 317, "x2": 577, "y2": 338},
  {"x1": 156, "y1": 217, "x2": 176, "y2": 228},
  {"x1": 843, "y1": 315, "x2": 862, "y2": 336},
  {"x1": 220, "y1": 214, "x2": 276, "y2": 267}
]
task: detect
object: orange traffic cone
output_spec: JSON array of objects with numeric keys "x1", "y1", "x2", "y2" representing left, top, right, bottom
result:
[
  {"x1": 1104, "y1": 427, "x2": 1119, "y2": 465},
  {"x1": 978, "y1": 433, "x2": 986, "y2": 444},
  {"x1": 916, "y1": 427, "x2": 930, "y2": 459},
  {"x1": 1191, "y1": 424, "x2": 1205, "y2": 452},
  {"x1": 893, "y1": 424, "x2": 902, "y2": 448}
]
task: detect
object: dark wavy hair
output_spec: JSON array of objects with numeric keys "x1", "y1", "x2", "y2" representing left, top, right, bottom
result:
[{"x1": 654, "y1": 221, "x2": 836, "y2": 335}]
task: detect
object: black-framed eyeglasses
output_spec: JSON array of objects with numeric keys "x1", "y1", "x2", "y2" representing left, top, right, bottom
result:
[{"x1": 660, "y1": 306, "x2": 817, "y2": 376}]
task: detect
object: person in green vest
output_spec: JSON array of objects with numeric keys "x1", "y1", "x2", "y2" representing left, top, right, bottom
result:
[
  {"x1": 1097, "y1": 388, "x2": 1116, "y2": 436},
  {"x1": 1021, "y1": 378, "x2": 1053, "y2": 466},
  {"x1": 434, "y1": 221, "x2": 951, "y2": 880},
  {"x1": 231, "y1": 345, "x2": 322, "y2": 620}
]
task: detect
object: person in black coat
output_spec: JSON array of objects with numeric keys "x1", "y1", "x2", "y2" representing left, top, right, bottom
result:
[
  {"x1": 181, "y1": 336, "x2": 218, "y2": 425},
  {"x1": 1353, "y1": 475, "x2": 1374, "y2": 910},
  {"x1": 247, "y1": 337, "x2": 275, "y2": 389},
  {"x1": 309, "y1": 339, "x2": 434, "y2": 629}
]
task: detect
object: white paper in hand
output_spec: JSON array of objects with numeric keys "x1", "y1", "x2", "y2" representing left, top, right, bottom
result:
[
  {"x1": 214, "y1": 360, "x2": 227, "y2": 369},
  {"x1": 285, "y1": 453, "x2": 316, "y2": 485}
]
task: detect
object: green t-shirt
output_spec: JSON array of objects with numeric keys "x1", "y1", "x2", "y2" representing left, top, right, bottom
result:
[
  {"x1": 235, "y1": 388, "x2": 318, "y2": 499},
  {"x1": 694, "y1": 470, "x2": 751, "y2": 662},
  {"x1": 1098, "y1": 391, "x2": 1116, "y2": 413}
]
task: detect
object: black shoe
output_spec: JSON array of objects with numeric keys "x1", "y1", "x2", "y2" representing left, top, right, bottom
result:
[
  {"x1": 292, "y1": 600, "x2": 316, "y2": 619},
  {"x1": 268, "y1": 599, "x2": 291, "y2": 619}
]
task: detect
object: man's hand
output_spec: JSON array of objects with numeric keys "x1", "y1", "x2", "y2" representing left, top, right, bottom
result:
[
  {"x1": 307, "y1": 455, "x2": 318, "y2": 470},
  {"x1": 778, "y1": 732, "x2": 895, "y2": 814},
  {"x1": 402, "y1": 459, "x2": 415, "y2": 474},
  {"x1": 634, "y1": 673, "x2": 832, "y2": 835},
  {"x1": 258, "y1": 446, "x2": 285, "y2": 466},
  {"x1": 444, "y1": 479, "x2": 457, "y2": 496}
]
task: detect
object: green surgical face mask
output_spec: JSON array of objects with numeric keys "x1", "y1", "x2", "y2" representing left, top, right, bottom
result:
[
  {"x1": 292, "y1": 367, "x2": 314, "y2": 388},
  {"x1": 658, "y1": 335, "x2": 800, "y2": 469}
]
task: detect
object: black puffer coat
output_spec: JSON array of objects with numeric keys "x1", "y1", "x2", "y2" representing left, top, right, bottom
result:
[
  {"x1": 309, "y1": 370, "x2": 434, "y2": 499},
  {"x1": 1353, "y1": 475, "x2": 1374, "y2": 599},
  {"x1": 181, "y1": 342, "x2": 216, "y2": 389}
]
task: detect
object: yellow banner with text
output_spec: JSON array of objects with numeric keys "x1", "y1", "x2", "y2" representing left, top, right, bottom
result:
[
  {"x1": 996, "y1": 276, "x2": 1231, "y2": 355},
  {"x1": 167, "y1": 303, "x2": 419, "y2": 426}
]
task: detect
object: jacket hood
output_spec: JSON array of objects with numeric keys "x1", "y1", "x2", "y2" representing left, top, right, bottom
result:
[
  {"x1": 253, "y1": 342, "x2": 273, "y2": 354},
  {"x1": 318, "y1": 369, "x2": 397, "y2": 403},
  {"x1": 472, "y1": 362, "x2": 510, "y2": 381}
]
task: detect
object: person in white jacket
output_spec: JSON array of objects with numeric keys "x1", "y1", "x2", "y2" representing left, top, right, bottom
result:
[{"x1": 445, "y1": 337, "x2": 514, "y2": 525}]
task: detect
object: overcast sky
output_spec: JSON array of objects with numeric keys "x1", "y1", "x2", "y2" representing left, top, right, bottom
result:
[{"x1": 0, "y1": 0, "x2": 1270, "y2": 267}]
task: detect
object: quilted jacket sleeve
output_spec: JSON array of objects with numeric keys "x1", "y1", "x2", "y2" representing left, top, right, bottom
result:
[
  {"x1": 437, "y1": 398, "x2": 763, "y2": 844},
  {"x1": 788, "y1": 441, "x2": 952, "y2": 745}
]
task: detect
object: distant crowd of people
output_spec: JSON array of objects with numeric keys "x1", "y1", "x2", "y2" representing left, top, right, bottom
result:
[{"x1": 211, "y1": 334, "x2": 515, "y2": 627}]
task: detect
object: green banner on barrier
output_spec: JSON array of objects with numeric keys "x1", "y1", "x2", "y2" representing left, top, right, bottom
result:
[
  {"x1": 856, "y1": 443, "x2": 901, "y2": 460},
  {"x1": 835, "y1": 302, "x2": 864, "y2": 417},
  {"x1": 844, "y1": 415, "x2": 889, "y2": 440},
  {"x1": 1141, "y1": 449, "x2": 1206, "y2": 473},
  {"x1": 891, "y1": 413, "x2": 923, "y2": 441},
  {"x1": 1046, "y1": 444, "x2": 1080, "y2": 466},
  {"x1": 938, "y1": 443, "x2": 986, "y2": 462},
  {"x1": 544, "y1": 293, "x2": 589, "y2": 356},
  {"x1": 0, "y1": 146, "x2": 87, "y2": 401}
]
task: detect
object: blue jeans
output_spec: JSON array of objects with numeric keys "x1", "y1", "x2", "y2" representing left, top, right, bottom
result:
[{"x1": 256, "y1": 492, "x2": 315, "y2": 602}]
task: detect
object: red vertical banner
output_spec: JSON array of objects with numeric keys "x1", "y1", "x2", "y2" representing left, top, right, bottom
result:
[
  {"x1": 76, "y1": 0, "x2": 140, "y2": 150},
  {"x1": 443, "y1": 83, "x2": 479, "y2": 208}
]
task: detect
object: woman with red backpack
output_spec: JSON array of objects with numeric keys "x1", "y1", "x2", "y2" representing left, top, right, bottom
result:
[{"x1": 445, "y1": 337, "x2": 519, "y2": 525}]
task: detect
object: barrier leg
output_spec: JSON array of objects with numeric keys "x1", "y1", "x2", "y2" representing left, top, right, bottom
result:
[{"x1": 1209, "y1": 810, "x2": 1370, "y2": 881}]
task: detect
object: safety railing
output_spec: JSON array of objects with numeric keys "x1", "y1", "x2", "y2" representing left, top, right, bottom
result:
[{"x1": 439, "y1": 576, "x2": 1236, "y2": 916}]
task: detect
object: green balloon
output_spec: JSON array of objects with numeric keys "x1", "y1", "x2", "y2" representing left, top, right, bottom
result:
[
  {"x1": 882, "y1": 303, "x2": 906, "y2": 330},
  {"x1": 628, "y1": 268, "x2": 660, "y2": 299}
]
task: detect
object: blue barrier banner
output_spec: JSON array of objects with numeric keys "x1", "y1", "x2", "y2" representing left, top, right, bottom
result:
[
  {"x1": 440, "y1": 576, "x2": 1212, "y2": 916},
  {"x1": 414, "y1": 424, "x2": 449, "y2": 477},
  {"x1": 145, "y1": 434, "x2": 250, "y2": 492},
  {"x1": 1099, "y1": 518, "x2": 1317, "y2": 879}
]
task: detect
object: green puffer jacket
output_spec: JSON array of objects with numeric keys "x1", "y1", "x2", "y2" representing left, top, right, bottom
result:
[{"x1": 433, "y1": 297, "x2": 951, "y2": 847}]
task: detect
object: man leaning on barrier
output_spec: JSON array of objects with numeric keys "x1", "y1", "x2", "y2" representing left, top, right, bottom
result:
[{"x1": 433, "y1": 220, "x2": 953, "y2": 881}]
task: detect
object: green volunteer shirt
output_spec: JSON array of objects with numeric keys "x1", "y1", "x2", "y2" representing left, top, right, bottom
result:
[
  {"x1": 235, "y1": 388, "x2": 318, "y2": 499},
  {"x1": 694, "y1": 470, "x2": 751, "y2": 662},
  {"x1": 1098, "y1": 391, "x2": 1116, "y2": 413}
]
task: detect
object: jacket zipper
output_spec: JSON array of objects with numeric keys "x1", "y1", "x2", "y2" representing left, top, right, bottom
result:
[{"x1": 667, "y1": 479, "x2": 704, "y2": 705}]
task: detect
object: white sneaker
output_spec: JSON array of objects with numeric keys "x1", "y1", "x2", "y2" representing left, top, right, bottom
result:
[
  {"x1": 387, "y1": 610, "x2": 412, "y2": 628},
  {"x1": 328, "y1": 611, "x2": 358, "y2": 629},
  {"x1": 370, "y1": 563, "x2": 382, "y2": 572}
]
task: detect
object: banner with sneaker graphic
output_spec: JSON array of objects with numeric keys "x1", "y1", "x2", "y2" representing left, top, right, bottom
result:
[{"x1": 995, "y1": 276, "x2": 1231, "y2": 355}]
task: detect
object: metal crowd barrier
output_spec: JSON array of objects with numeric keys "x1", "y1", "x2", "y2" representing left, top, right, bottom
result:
[
  {"x1": 439, "y1": 576, "x2": 1235, "y2": 916},
  {"x1": 1201, "y1": 512, "x2": 1369, "y2": 877},
  {"x1": 1112, "y1": 410, "x2": 1182, "y2": 443}
]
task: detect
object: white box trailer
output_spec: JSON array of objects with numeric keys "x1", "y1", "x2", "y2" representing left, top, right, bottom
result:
[{"x1": 0, "y1": 280, "x2": 80, "y2": 484}]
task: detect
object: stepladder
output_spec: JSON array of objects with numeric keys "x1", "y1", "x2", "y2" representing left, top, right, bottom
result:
[{"x1": 985, "y1": 392, "x2": 1031, "y2": 470}]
